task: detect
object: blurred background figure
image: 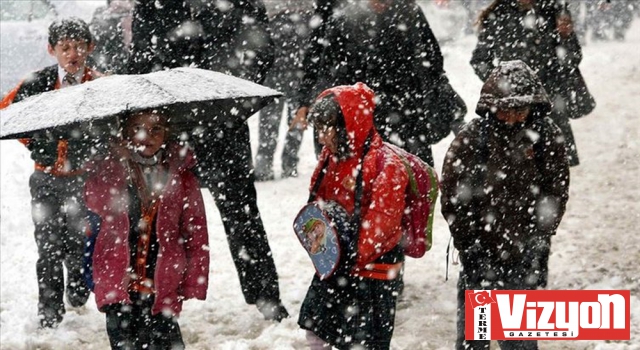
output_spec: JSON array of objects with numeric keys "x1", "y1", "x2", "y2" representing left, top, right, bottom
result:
[
  {"x1": 89, "y1": 0, "x2": 134, "y2": 74},
  {"x1": 254, "y1": 0, "x2": 314, "y2": 181},
  {"x1": 460, "y1": 0, "x2": 491, "y2": 35},
  {"x1": 586, "y1": 0, "x2": 636, "y2": 41},
  {"x1": 554, "y1": 4, "x2": 597, "y2": 121},
  {"x1": 418, "y1": 0, "x2": 468, "y2": 41}
]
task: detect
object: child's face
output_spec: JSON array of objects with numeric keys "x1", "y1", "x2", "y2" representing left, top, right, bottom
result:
[
  {"x1": 497, "y1": 107, "x2": 530, "y2": 125},
  {"x1": 47, "y1": 39, "x2": 95, "y2": 75},
  {"x1": 124, "y1": 112, "x2": 168, "y2": 158},
  {"x1": 317, "y1": 124, "x2": 338, "y2": 154}
]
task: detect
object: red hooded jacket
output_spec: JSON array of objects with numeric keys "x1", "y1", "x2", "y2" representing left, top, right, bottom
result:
[
  {"x1": 309, "y1": 83, "x2": 409, "y2": 272},
  {"x1": 84, "y1": 143, "x2": 209, "y2": 316}
]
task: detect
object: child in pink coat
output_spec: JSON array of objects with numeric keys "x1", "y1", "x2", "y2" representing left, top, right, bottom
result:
[{"x1": 84, "y1": 109, "x2": 209, "y2": 349}]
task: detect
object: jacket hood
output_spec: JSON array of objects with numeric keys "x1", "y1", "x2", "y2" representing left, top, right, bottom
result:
[
  {"x1": 316, "y1": 82, "x2": 376, "y2": 156},
  {"x1": 476, "y1": 60, "x2": 552, "y2": 118}
]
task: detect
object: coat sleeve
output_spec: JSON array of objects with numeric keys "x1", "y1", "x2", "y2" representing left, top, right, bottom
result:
[
  {"x1": 414, "y1": 5, "x2": 444, "y2": 76},
  {"x1": 470, "y1": 20, "x2": 496, "y2": 82},
  {"x1": 294, "y1": 0, "x2": 340, "y2": 108},
  {"x1": 0, "y1": 83, "x2": 20, "y2": 109},
  {"x1": 440, "y1": 124, "x2": 485, "y2": 251},
  {"x1": 533, "y1": 119, "x2": 570, "y2": 236},
  {"x1": 242, "y1": 0, "x2": 275, "y2": 84},
  {"x1": 356, "y1": 152, "x2": 408, "y2": 267},
  {"x1": 127, "y1": 0, "x2": 157, "y2": 74},
  {"x1": 179, "y1": 172, "x2": 210, "y2": 300}
]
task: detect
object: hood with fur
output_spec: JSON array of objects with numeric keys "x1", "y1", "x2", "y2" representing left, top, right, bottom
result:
[{"x1": 476, "y1": 60, "x2": 552, "y2": 118}]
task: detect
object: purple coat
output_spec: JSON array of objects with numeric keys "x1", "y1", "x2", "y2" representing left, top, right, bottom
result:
[{"x1": 84, "y1": 143, "x2": 209, "y2": 316}]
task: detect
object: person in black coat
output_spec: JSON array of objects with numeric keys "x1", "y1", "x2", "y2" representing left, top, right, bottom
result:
[
  {"x1": 291, "y1": 0, "x2": 466, "y2": 167},
  {"x1": 128, "y1": 0, "x2": 289, "y2": 321},
  {"x1": 441, "y1": 60, "x2": 570, "y2": 350},
  {"x1": 471, "y1": 0, "x2": 585, "y2": 166},
  {"x1": 89, "y1": 0, "x2": 134, "y2": 74}
]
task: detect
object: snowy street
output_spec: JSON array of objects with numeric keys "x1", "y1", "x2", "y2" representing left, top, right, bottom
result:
[{"x1": 1, "y1": 12, "x2": 639, "y2": 350}]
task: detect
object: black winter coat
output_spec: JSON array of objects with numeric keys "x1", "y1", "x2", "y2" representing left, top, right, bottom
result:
[
  {"x1": 262, "y1": 8, "x2": 313, "y2": 96},
  {"x1": 297, "y1": 0, "x2": 465, "y2": 165},
  {"x1": 127, "y1": 0, "x2": 275, "y2": 170},
  {"x1": 128, "y1": 0, "x2": 274, "y2": 84},
  {"x1": 441, "y1": 60, "x2": 570, "y2": 264},
  {"x1": 470, "y1": 0, "x2": 583, "y2": 166}
]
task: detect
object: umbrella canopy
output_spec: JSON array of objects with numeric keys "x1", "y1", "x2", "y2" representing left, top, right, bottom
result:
[{"x1": 0, "y1": 67, "x2": 281, "y2": 140}]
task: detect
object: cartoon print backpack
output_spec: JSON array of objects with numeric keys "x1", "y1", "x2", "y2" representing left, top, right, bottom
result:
[
  {"x1": 383, "y1": 143, "x2": 439, "y2": 258},
  {"x1": 293, "y1": 201, "x2": 354, "y2": 280}
]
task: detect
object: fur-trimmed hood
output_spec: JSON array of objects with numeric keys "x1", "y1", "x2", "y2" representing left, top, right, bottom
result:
[{"x1": 476, "y1": 60, "x2": 552, "y2": 119}]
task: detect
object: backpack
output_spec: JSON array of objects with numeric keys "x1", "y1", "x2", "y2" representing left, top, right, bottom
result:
[
  {"x1": 304, "y1": 134, "x2": 439, "y2": 263},
  {"x1": 382, "y1": 143, "x2": 439, "y2": 258}
]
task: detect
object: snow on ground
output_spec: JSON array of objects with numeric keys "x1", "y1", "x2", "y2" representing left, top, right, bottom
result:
[{"x1": 1, "y1": 15, "x2": 639, "y2": 350}]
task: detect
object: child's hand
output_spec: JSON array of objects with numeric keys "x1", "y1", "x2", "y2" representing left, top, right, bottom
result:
[{"x1": 289, "y1": 106, "x2": 309, "y2": 131}]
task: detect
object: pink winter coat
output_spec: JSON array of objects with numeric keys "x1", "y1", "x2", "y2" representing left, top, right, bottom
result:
[{"x1": 84, "y1": 142, "x2": 209, "y2": 316}]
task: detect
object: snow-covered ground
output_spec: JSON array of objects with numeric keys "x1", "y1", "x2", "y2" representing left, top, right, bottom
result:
[{"x1": 1, "y1": 14, "x2": 639, "y2": 350}]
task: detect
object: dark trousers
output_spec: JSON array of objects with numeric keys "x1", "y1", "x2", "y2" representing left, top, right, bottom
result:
[
  {"x1": 105, "y1": 293, "x2": 184, "y2": 350},
  {"x1": 455, "y1": 251, "x2": 544, "y2": 350},
  {"x1": 255, "y1": 96, "x2": 303, "y2": 175},
  {"x1": 29, "y1": 171, "x2": 89, "y2": 325},
  {"x1": 299, "y1": 274, "x2": 401, "y2": 350},
  {"x1": 193, "y1": 123, "x2": 282, "y2": 304}
]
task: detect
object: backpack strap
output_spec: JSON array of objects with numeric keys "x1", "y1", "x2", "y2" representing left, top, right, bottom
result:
[
  {"x1": 308, "y1": 155, "x2": 330, "y2": 203},
  {"x1": 347, "y1": 131, "x2": 374, "y2": 267},
  {"x1": 352, "y1": 131, "x2": 374, "y2": 228},
  {"x1": 307, "y1": 132, "x2": 374, "y2": 268},
  {"x1": 445, "y1": 235, "x2": 453, "y2": 281}
]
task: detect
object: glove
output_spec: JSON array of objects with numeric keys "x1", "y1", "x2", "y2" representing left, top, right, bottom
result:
[
  {"x1": 524, "y1": 235, "x2": 552, "y2": 288},
  {"x1": 67, "y1": 139, "x2": 94, "y2": 170},
  {"x1": 27, "y1": 139, "x2": 58, "y2": 166}
]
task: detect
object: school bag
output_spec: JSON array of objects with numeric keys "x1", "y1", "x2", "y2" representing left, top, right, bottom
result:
[
  {"x1": 382, "y1": 143, "x2": 439, "y2": 258},
  {"x1": 293, "y1": 201, "x2": 355, "y2": 280}
]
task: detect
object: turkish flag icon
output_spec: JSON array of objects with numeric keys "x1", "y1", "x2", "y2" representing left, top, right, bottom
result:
[{"x1": 467, "y1": 291, "x2": 497, "y2": 308}]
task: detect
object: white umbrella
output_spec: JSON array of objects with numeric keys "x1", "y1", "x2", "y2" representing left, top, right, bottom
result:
[{"x1": 0, "y1": 67, "x2": 281, "y2": 139}]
